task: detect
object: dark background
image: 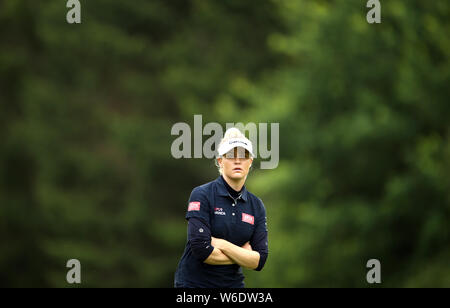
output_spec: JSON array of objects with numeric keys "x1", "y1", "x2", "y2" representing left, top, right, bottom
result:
[{"x1": 0, "y1": 0, "x2": 449, "y2": 287}]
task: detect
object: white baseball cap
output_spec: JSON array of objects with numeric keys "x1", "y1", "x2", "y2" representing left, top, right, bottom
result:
[{"x1": 217, "y1": 137, "x2": 255, "y2": 158}]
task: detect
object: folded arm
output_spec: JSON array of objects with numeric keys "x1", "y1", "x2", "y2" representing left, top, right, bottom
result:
[
  {"x1": 211, "y1": 237, "x2": 260, "y2": 270},
  {"x1": 211, "y1": 223, "x2": 268, "y2": 271},
  {"x1": 188, "y1": 218, "x2": 249, "y2": 265},
  {"x1": 204, "y1": 247, "x2": 235, "y2": 265},
  {"x1": 205, "y1": 240, "x2": 253, "y2": 265},
  {"x1": 188, "y1": 218, "x2": 265, "y2": 269}
]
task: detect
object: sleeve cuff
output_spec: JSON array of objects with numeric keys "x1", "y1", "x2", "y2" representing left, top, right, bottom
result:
[
  {"x1": 255, "y1": 252, "x2": 268, "y2": 271},
  {"x1": 200, "y1": 244, "x2": 215, "y2": 262}
]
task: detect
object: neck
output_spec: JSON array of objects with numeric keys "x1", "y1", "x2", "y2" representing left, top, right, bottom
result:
[{"x1": 222, "y1": 174, "x2": 246, "y2": 192}]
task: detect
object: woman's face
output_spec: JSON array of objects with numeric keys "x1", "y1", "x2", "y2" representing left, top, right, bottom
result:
[{"x1": 217, "y1": 147, "x2": 253, "y2": 181}]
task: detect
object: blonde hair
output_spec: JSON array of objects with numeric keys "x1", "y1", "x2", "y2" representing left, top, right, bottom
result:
[{"x1": 215, "y1": 128, "x2": 247, "y2": 175}]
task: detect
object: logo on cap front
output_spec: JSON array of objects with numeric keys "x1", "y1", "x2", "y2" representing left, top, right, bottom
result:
[{"x1": 229, "y1": 140, "x2": 247, "y2": 146}]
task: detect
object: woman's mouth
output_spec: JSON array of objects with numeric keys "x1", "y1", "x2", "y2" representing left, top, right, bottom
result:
[{"x1": 233, "y1": 168, "x2": 243, "y2": 172}]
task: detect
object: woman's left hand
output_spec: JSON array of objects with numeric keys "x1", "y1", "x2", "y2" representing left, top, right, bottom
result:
[{"x1": 211, "y1": 237, "x2": 228, "y2": 250}]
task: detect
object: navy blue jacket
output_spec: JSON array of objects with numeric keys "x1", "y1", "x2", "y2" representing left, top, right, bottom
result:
[{"x1": 174, "y1": 176, "x2": 268, "y2": 288}]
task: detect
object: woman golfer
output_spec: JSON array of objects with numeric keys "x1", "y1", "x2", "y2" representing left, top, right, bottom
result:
[{"x1": 174, "y1": 128, "x2": 268, "y2": 288}]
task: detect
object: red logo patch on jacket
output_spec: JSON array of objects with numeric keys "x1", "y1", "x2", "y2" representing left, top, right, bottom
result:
[
  {"x1": 188, "y1": 201, "x2": 200, "y2": 211},
  {"x1": 242, "y1": 213, "x2": 254, "y2": 225}
]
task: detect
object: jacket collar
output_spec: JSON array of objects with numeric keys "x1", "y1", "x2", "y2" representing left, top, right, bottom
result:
[{"x1": 215, "y1": 176, "x2": 248, "y2": 202}]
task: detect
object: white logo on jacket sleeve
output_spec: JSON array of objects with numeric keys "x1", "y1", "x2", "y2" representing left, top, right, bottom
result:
[
  {"x1": 188, "y1": 202, "x2": 200, "y2": 211},
  {"x1": 242, "y1": 213, "x2": 255, "y2": 225}
]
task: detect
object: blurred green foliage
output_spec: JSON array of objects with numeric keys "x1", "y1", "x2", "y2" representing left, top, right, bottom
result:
[{"x1": 0, "y1": 0, "x2": 448, "y2": 287}]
